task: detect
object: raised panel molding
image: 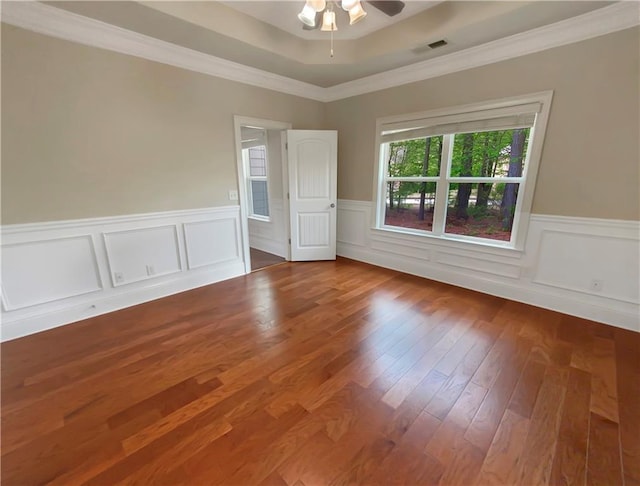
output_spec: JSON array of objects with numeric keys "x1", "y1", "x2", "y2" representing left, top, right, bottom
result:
[
  {"x1": 435, "y1": 251, "x2": 521, "y2": 279},
  {"x1": 2, "y1": 1, "x2": 637, "y2": 102},
  {"x1": 532, "y1": 229, "x2": 639, "y2": 304},
  {"x1": 103, "y1": 225, "x2": 182, "y2": 286},
  {"x1": 337, "y1": 210, "x2": 367, "y2": 247},
  {"x1": 1, "y1": 235, "x2": 102, "y2": 311},
  {"x1": 1, "y1": 207, "x2": 245, "y2": 341},
  {"x1": 336, "y1": 199, "x2": 640, "y2": 332},
  {"x1": 248, "y1": 199, "x2": 288, "y2": 258},
  {"x1": 371, "y1": 239, "x2": 431, "y2": 262},
  {"x1": 184, "y1": 218, "x2": 241, "y2": 269},
  {"x1": 3, "y1": 202, "x2": 638, "y2": 339}
]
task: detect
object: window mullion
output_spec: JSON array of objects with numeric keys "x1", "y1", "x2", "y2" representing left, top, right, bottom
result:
[
  {"x1": 247, "y1": 179, "x2": 254, "y2": 214},
  {"x1": 377, "y1": 143, "x2": 391, "y2": 228},
  {"x1": 431, "y1": 135, "x2": 453, "y2": 236},
  {"x1": 509, "y1": 182, "x2": 524, "y2": 247}
]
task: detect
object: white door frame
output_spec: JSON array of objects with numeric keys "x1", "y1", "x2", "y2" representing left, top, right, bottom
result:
[{"x1": 233, "y1": 115, "x2": 292, "y2": 274}]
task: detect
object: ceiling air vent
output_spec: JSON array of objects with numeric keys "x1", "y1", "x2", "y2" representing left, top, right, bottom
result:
[
  {"x1": 411, "y1": 39, "x2": 448, "y2": 55},
  {"x1": 427, "y1": 39, "x2": 448, "y2": 49}
]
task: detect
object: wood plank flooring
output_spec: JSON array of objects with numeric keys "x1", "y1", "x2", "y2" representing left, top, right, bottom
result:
[
  {"x1": 250, "y1": 248, "x2": 286, "y2": 271},
  {"x1": 1, "y1": 258, "x2": 638, "y2": 485}
]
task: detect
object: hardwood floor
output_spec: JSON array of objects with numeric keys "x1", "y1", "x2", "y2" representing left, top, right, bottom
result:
[
  {"x1": 250, "y1": 247, "x2": 286, "y2": 271},
  {"x1": 2, "y1": 258, "x2": 638, "y2": 485}
]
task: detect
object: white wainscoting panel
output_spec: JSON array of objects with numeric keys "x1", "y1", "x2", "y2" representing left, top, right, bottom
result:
[
  {"x1": 104, "y1": 225, "x2": 182, "y2": 286},
  {"x1": 184, "y1": 218, "x2": 240, "y2": 269},
  {"x1": 248, "y1": 199, "x2": 288, "y2": 258},
  {"x1": 337, "y1": 201, "x2": 369, "y2": 247},
  {"x1": 533, "y1": 230, "x2": 639, "y2": 304},
  {"x1": 435, "y1": 251, "x2": 521, "y2": 279},
  {"x1": 1, "y1": 206, "x2": 245, "y2": 341},
  {"x1": 371, "y1": 238, "x2": 432, "y2": 262},
  {"x1": 337, "y1": 199, "x2": 640, "y2": 332},
  {"x1": 1, "y1": 235, "x2": 102, "y2": 310}
]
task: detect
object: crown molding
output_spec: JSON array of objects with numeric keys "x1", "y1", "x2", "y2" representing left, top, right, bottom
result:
[
  {"x1": 1, "y1": 1, "x2": 638, "y2": 103},
  {"x1": 323, "y1": 1, "x2": 640, "y2": 101},
  {"x1": 0, "y1": 0, "x2": 327, "y2": 102}
]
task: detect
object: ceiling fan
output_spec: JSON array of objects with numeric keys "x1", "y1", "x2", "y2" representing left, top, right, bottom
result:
[{"x1": 298, "y1": 0, "x2": 406, "y2": 31}]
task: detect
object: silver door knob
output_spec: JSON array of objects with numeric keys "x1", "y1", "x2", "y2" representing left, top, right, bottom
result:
[{"x1": 330, "y1": 203, "x2": 336, "y2": 208}]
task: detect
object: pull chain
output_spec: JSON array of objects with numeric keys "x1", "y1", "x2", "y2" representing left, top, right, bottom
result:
[{"x1": 330, "y1": 28, "x2": 334, "y2": 58}]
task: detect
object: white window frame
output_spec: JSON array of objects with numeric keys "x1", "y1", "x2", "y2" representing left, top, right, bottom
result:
[
  {"x1": 373, "y1": 91, "x2": 554, "y2": 252},
  {"x1": 243, "y1": 144, "x2": 271, "y2": 222}
]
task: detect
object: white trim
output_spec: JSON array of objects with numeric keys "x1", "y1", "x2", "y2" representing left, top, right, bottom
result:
[
  {"x1": 1, "y1": 207, "x2": 245, "y2": 341},
  {"x1": 1, "y1": 261, "x2": 244, "y2": 343},
  {"x1": 338, "y1": 242, "x2": 639, "y2": 332},
  {"x1": 0, "y1": 1, "x2": 327, "y2": 102},
  {"x1": 370, "y1": 228, "x2": 522, "y2": 259},
  {"x1": 1, "y1": 234, "x2": 103, "y2": 311},
  {"x1": 0, "y1": 206, "x2": 240, "y2": 234},
  {"x1": 233, "y1": 116, "x2": 292, "y2": 274},
  {"x1": 1, "y1": 1, "x2": 637, "y2": 103},
  {"x1": 247, "y1": 215, "x2": 271, "y2": 223},
  {"x1": 531, "y1": 230, "x2": 638, "y2": 305},
  {"x1": 324, "y1": 2, "x2": 640, "y2": 101},
  {"x1": 373, "y1": 91, "x2": 553, "y2": 251},
  {"x1": 432, "y1": 134, "x2": 453, "y2": 236},
  {"x1": 102, "y1": 224, "x2": 183, "y2": 287},
  {"x1": 336, "y1": 199, "x2": 640, "y2": 332},
  {"x1": 183, "y1": 218, "x2": 242, "y2": 270},
  {"x1": 245, "y1": 144, "x2": 272, "y2": 221},
  {"x1": 249, "y1": 235, "x2": 287, "y2": 259},
  {"x1": 530, "y1": 214, "x2": 640, "y2": 230}
]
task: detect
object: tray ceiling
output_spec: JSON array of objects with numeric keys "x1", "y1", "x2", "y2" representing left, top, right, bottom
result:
[{"x1": 44, "y1": 1, "x2": 614, "y2": 87}]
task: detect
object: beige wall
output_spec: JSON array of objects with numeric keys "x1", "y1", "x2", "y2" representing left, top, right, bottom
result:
[
  {"x1": 1, "y1": 25, "x2": 324, "y2": 224},
  {"x1": 326, "y1": 27, "x2": 640, "y2": 221},
  {"x1": 3, "y1": 25, "x2": 639, "y2": 224}
]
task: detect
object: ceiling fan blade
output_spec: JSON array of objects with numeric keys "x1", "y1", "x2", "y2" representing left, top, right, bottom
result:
[
  {"x1": 302, "y1": 11, "x2": 322, "y2": 30},
  {"x1": 367, "y1": 1, "x2": 405, "y2": 16}
]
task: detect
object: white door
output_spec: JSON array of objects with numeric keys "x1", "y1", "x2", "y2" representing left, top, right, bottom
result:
[{"x1": 287, "y1": 130, "x2": 337, "y2": 261}]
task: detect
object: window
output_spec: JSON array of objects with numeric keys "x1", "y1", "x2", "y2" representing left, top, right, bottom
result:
[
  {"x1": 243, "y1": 144, "x2": 270, "y2": 220},
  {"x1": 375, "y1": 93, "x2": 552, "y2": 250}
]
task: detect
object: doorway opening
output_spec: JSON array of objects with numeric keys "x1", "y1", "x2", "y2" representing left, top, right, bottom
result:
[
  {"x1": 234, "y1": 116, "x2": 292, "y2": 273},
  {"x1": 250, "y1": 247, "x2": 285, "y2": 271}
]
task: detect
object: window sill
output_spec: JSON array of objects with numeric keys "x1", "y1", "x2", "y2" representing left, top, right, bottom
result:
[
  {"x1": 371, "y1": 226, "x2": 524, "y2": 259},
  {"x1": 248, "y1": 215, "x2": 271, "y2": 223}
]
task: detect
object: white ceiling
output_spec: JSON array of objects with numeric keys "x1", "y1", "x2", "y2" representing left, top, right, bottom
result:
[{"x1": 222, "y1": 1, "x2": 441, "y2": 40}]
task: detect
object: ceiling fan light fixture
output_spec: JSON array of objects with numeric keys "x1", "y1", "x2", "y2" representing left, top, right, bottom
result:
[
  {"x1": 297, "y1": 3, "x2": 317, "y2": 27},
  {"x1": 321, "y1": 9, "x2": 337, "y2": 31},
  {"x1": 348, "y1": 2, "x2": 367, "y2": 25},
  {"x1": 308, "y1": 0, "x2": 327, "y2": 12},
  {"x1": 341, "y1": 0, "x2": 358, "y2": 11}
]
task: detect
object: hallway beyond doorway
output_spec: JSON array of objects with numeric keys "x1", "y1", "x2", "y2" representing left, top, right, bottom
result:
[{"x1": 250, "y1": 247, "x2": 285, "y2": 271}]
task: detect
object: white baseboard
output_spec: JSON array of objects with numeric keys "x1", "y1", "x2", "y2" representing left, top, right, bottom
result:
[
  {"x1": 248, "y1": 200, "x2": 288, "y2": 259},
  {"x1": 3, "y1": 202, "x2": 637, "y2": 340},
  {"x1": 337, "y1": 199, "x2": 640, "y2": 332},
  {"x1": 249, "y1": 234, "x2": 287, "y2": 259},
  {"x1": 1, "y1": 261, "x2": 244, "y2": 342},
  {"x1": 1, "y1": 207, "x2": 246, "y2": 341}
]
